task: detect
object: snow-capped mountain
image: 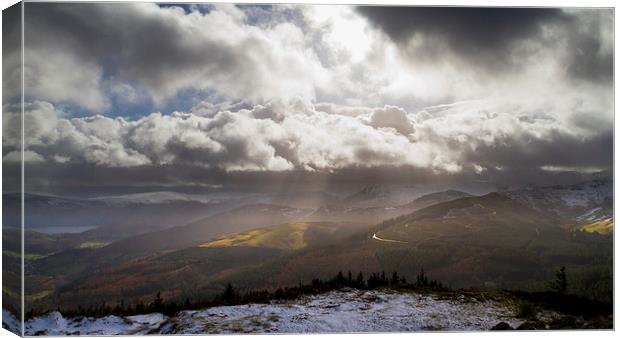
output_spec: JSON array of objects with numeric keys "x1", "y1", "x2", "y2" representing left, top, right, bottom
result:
[
  {"x1": 89, "y1": 191, "x2": 269, "y2": 206},
  {"x1": 502, "y1": 178, "x2": 612, "y2": 221},
  {"x1": 90, "y1": 191, "x2": 214, "y2": 205}
]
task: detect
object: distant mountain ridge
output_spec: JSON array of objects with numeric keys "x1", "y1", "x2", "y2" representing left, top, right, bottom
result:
[
  {"x1": 501, "y1": 178, "x2": 612, "y2": 222},
  {"x1": 341, "y1": 184, "x2": 421, "y2": 208},
  {"x1": 402, "y1": 190, "x2": 472, "y2": 210},
  {"x1": 10, "y1": 177, "x2": 613, "y2": 314},
  {"x1": 216, "y1": 177, "x2": 612, "y2": 299}
]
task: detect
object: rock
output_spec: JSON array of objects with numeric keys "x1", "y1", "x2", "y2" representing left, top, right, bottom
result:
[
  {"x1": 516, "y1": 320, "x2": 546, "y2": 330},
  {"x1": 549, "y1": 315, "x2": 593, "y2": 330},
  {"x1": 548, "y1": 315, "x2": 578, "y2": 329},
  {"x1": 490, "y1": 322, "x2": 514, "y2": 330}
]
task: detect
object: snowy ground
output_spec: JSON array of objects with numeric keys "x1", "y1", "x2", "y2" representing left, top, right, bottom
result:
[
  {"x1": 5, "y1": 289, "x2": 537, "y2": 335},
  {"x1": 2, "y1": 309, "x2": 21, "y2": 335}
]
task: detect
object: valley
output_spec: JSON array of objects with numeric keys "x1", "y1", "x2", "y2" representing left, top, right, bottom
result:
[
  {"x1": 2, "y1": 3, "x2": 613, "y2": 335},
  {"x1": 3, "y1": 177, "x2": 613, "y2": 332}
]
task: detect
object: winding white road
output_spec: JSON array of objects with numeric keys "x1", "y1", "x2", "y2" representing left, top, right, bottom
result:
[{"x1": 372, "y1": 233, "x2": 408, "y2": 244}]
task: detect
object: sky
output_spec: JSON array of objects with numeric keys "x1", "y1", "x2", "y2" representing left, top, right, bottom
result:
[{"x1": 1, "y1": 3, "x2": 614, "y2": 193}]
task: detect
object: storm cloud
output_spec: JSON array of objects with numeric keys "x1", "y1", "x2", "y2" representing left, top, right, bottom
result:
[
  {"x1": 2, "y1": 3, "x2": 613, "y2": 191},
  {"x1": 20, "y1": 3, "x2": 326, "y2": 110},
  {"x1": 357, "y1": 7, "x2": 567, "y2": 54},
  {"x1": 357, "y1": 6, "x2": 612, "y2": 82}
]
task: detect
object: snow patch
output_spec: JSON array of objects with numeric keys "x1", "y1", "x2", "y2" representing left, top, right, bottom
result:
[
  {"x1": 504, "y1": 179, "x2": 612, "y2": 218},
  {"x1": 24, "y1": 312, "x2": 166, "y2": 335},
  {"x1": 164, "y1": 290, "x2": 525, "y2": 333},
  {"x1": 2, "y1": 309, "x2": 21, "y2": 335},
  {"x1": 21, "y1": 290, "x2": 534, "y2": 334}
]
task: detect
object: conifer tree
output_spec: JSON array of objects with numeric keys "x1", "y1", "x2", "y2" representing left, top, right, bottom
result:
[
  {"x1": 551, "y1": 266, "x2": 568, "y2": 294},
  {"x1": 223, "y1": 283, "x2": 237, "y2": 304},
  {"x1": 356, "y1": 272, "x2": 365, "y2": 288},
  {"x1": 391, "y1": 271, "x2": 399, "y2": 285}
]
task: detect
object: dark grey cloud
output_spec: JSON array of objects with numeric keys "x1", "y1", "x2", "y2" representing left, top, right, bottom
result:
[
  {"x1": 356, "y1": 6, "x2": 612, "y2": 82},
  {"x1": 8, "y1": 161, "x2": 476, "y2": 194},
  {"x1": 3, "y1": 4, "x2": 612, "y2": 192},
  {"x1": 22, "y1": 2, "x2": 322, "y2": 109},
  {"x1": 16, "y1": 160, "x2": 608, "y2": 197},
  {"x1": 368, "y1": 106, "x2": 415, "y2": 135},
  {"x1": 2, "y1": 2, "x2": 22, "y2": 104},
  {"x1": 461, "y1": 129, "x2": 613, "y2": 171},
  {"x1": 562, "y1": 10, "x2": 614, "y2": 83},
  {"x1": 358, "y1": 7, "x2": 567, "y2": 49},
  {"x1": 2, "y1": 3, "x2": 23, "y2": 193},
  {"x1": 24, "y1": 3, "x2": 241, "y2": 102},
  {"x1": 16, "y1": 161, "x2": 451, "y2": 194},
  {"x1": 18, "y1": 4, "x2": 613, "y2": 112}
]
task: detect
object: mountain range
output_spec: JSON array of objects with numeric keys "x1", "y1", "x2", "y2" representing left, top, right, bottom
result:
[{"x1": 2, "y1": 177, "x2": 613, "y2": 315}]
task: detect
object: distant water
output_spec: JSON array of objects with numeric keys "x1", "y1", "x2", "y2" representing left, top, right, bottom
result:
[{"x1": 30, "y1": 226, "x2": 98, "y2": 234}]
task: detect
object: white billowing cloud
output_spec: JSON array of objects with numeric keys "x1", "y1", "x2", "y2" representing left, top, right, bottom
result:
[
  {"x1": 23, "y1": 49, "x2": 106, "y2": 111},
  {"x1": 126, "y1": 110, "x2": 294, "y2": 171},
  {"x1": 312, "y1": 103, "x2": 373, "y2": 117},
  {"x1": 15, "y1": 3, "x2": 613, "y2": 121},
  {"x1": 3, "y1": 102, "x2": 151, "y2": 167},
  {"x1": 22, "y1": 3, "x2": 329, "y2": 111},
  {"x1": 3, "y1": 150, "x2": 45, "y2": 163},
  {"x1": 281, "y1": 110, "x2": 433, "y2": 170},
  {"x1": 368, "y1": 105, "x2": 415, "y2": 135},
  {"x1": 4, "y1": 92, "x2": 610, "y2": 175},
  {"x1": 1, "y1": 4, "x2": 610, "y2": 186},
  {"x1": 2, "y1": 100, "x2": 435, "y2": 171}
]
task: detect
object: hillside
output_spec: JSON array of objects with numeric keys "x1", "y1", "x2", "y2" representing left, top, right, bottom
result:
[
  {"x1": 341, "y1": 184, "x2": 421, "y2": 208},
  {"x1": 3, "y1": 192, "x2": 257, "y2": 240},
  {"x1": 502, "y1": 178, "x2": 612, "y2": 221},
  {"x1": 20, "y1": 204, "x2": 315, "y2": 311},
  {"x1": 579, "y1": 218, "x2": 613, "y2": 235},
  {"x1": 16, "y1": 179, "x2": 613, "y2": 315},
  {"x1": 200, "y1": 222, "x2": 358, "y2": 250},
  {"x1": 219, "y1": 183, "x2": 612, "y2": 302},
  {"x1": 308, "y1": 189, "x2": 473, "y2": 224},
  {"x1": 31, "y1": 204, "x2": 313, "y2": 274},
  {"x1": 25, "y1": 221, "x2": 362, "y2": 311},
  {"x1": 400, "y1": 190, "x2": 472, "y2": 210}
]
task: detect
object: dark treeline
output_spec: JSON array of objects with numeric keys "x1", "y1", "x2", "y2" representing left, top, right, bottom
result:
[
  {"x1": 509, "y1": 267, "x2": 612, "y2": 320},
  {"x1": 509, "y1": 290, "x2": 613, "y2": 320},
  {"x1": 30, "y1": 269, "x2": 446, "y2": 319},
  {"x1": 25, "y1": 267, "x2": 608, "y2": 322}
]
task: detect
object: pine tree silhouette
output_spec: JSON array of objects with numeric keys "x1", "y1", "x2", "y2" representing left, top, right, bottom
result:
[
  {"x1": 551, "y1": 266, "x2": 568, "y2": 293},
  {"x1": 223, "y1": 283, "x2": 237, "y2": 304}
]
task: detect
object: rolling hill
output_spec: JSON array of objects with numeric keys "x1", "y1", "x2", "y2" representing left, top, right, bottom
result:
[
  {"x1": 217, "y1": 181, "x2": 612, "y2": 302},
  {"x1": 29, "y1": 204, "x2": 314, "y2": 276},
  {"x1": 27, "y1": 222, "x2": 362, "y2": 310},
  {"x1": 401, "y1": 190, "x2": 472, "y2": 210},
  {"x1": 3, "y1": 192, "x2": 264, "y2": 241},
  {"x1": 200, "y1": 221, "x2": 359, "y2": 250},
  {"x1": 308, "y1": 189, "x2": 473, "y2": 224},
  {"x1": 19, "y1": 178, "x2": 613, "y2": 314}
]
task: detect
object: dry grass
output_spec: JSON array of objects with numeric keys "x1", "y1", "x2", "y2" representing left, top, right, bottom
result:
[
  {"x1": 580, "y1": 218, "x2": 613, "y2": 235},
  {"x1": 200, "y1": 222, "x2": 310, "y2": 250}
]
